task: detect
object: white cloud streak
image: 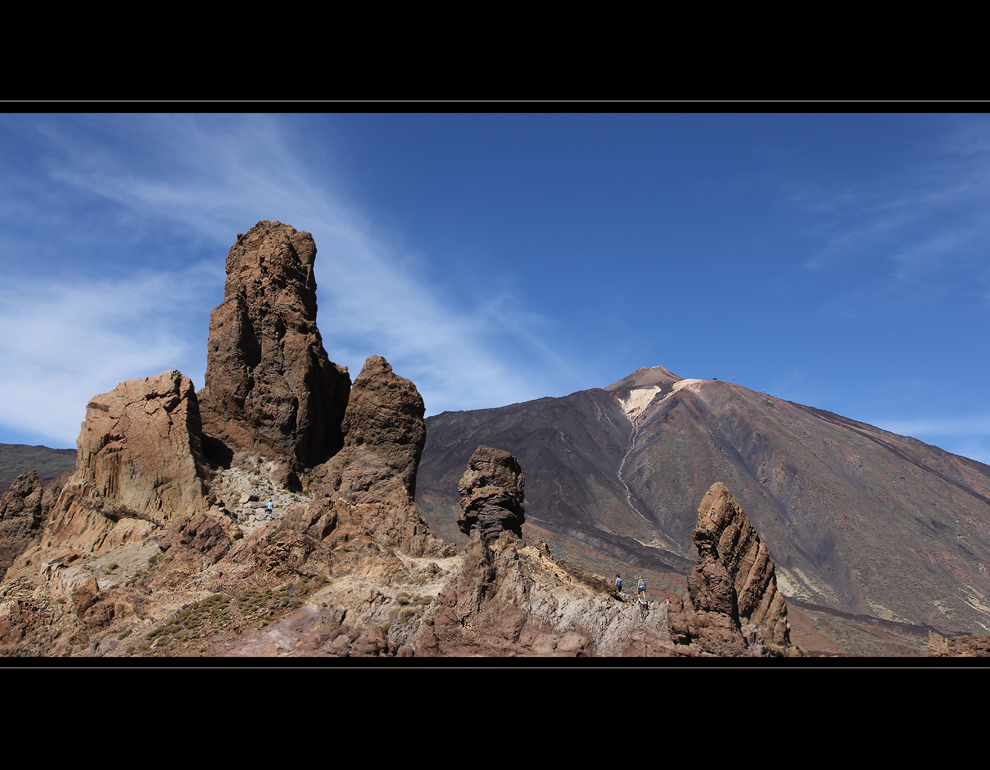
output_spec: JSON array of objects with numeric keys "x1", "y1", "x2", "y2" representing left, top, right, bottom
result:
[
  {"x1": 0, "y1": 114, "x2": 572, "y2": 446},
  {"x1": 0, "y1": 267, "x2": 216, "y2": 446},
  {"x1": 799, "y1": 118, "x2": 990, "y2": 303}
]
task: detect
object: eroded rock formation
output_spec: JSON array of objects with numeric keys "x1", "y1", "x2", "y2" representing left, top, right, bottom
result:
[
  {"x1": 457, "y1": 445, "x2": 525, "y2": 542},
  {"x1": 668, "y1": 481, "x2": 793, "y2": 656},
  {"x1": 312, "y1": 355, "x2": 449, "y2": 558},
  {"x1": 0, "y1": 471, "x2": 69, "y2": 580},
  {"x1": 928, "y1": 631, "x2": 990, "y2": 657},
  {"x1": 417, "y1": 448, "x2": 671, "y2": 657},
  {"x1": 76, "y1": 370, "x2": 210, "y2": 522},
  {"x1": 5, "y1": 219, "x2": 675, "y2": 659},
  {"x1": 33, "y1": 371, "x2": 211, "y2": 557},
  {"x1": 197, "y1": 220, "x2": 351, "y2": 474}
]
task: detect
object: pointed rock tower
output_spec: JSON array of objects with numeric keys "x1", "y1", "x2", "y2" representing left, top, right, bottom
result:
[
  {"x1": 668, "y1": 481, "x2": 793, "y2": 656},
  {"x1": 197, "y1": 221, "x2": 351, "y2": 474}
]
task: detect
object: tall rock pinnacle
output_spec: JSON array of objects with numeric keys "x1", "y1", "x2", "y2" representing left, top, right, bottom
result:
[
  {"x1": 668, "y1": 482, "x2": 792, "y2": 656},
  {"x1": 197, "y1": 221, "x2": 351, "y2": 473}
]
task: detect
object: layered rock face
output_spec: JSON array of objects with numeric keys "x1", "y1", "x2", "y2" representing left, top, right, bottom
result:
[
  {"x1": 457, "y1": 446, "x2": 525, "y2": 542},
  {"x1": 28, "y1": 370, "x2": 212, "y2": 561},
  {"x1": 198, "y1": 220, "x2": 351, "y2": 473},
  {"x1": 668, "y1": 482, "x2": 792, "y2": 656},
  {"x1": 74, "y1": 370, "x2": 210, "y2": 521}
]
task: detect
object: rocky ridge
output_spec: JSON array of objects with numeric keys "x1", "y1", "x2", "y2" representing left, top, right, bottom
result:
[{"x1": 419, "y1": 446, "x2": 672, "y2": 656}]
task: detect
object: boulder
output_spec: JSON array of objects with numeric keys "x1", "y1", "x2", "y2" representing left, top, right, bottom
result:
[{"x1": 198, "y1": 220, "x2": 351, "y2": 472}]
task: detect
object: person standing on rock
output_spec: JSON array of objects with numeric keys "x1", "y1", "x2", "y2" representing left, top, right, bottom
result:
[
  {"x1": 638, "y1": 576, "x2": 647, "y2": 605},
  {"x1": 267, "y1": 500, "x2": 274, "y2": 514},
  {"x1": 615, "y1": 574, "x2": 622, "y2": 594}
]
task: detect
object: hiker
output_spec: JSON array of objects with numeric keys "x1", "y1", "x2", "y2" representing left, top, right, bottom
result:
[
  {"x1": 267, "y1": 500, "x2": 274, "y2": 514},
  {"x1": 615, "y1": 574, "x2": 622, "y2": 593},
  {"x1": 637, "y1": 576, "x2": 647, "y2": 604}
]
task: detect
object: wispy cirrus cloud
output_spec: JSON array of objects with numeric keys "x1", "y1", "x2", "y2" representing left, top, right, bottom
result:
[
  {"x1": 0, "y1": 114, "x2": 574, "y2": 446},
  {"x1": 797, "y1": 118, "x2": 990, "y2": 312},
  {"x1": 0, "y1": 266, "x2": 217, "y2": 446}
]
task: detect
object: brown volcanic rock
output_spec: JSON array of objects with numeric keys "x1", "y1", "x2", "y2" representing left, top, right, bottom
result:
[
  {"x1": 73, "y1": 369, "x2": 211, "y2": 524},
  {"x1": 0, "y1": 369, "x2": 209, "y2": 655},
  {"x1": 928, "y1": 631, "x2": 990, "y2": 657},
  {"x1": 0, "y1": 471, "x2": 69, "y2": 580},
  {"x1": 697, "y1": 482, "x2": 791, "y2": 644},
  {"x1": 1, "y1": 222, "x2": 470, "y2": 658},
  {"x1": 668, "y1": 482, "x2": 792, "y2": 656},
  {"x1": 417, "y1": 532, "x2": 672, "y2": 657},
  {"x1": 198, "y1": 220, "x2": 351, "y2": 473},
  {"x1": 457, "y1": 446, "x2": 525, "y2": 542},
  {"x1": 312, "y1": 355, "x2": 451, "y2": 558},
  {"x1": 928, "y1": 631, "x2": 990, "y2": 658}
]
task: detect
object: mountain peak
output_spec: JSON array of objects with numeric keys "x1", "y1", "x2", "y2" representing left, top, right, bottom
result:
[
  {"x1": 604, "y1": 365, "x2": 683, "y2": 393},
  {"x1": 604, "y1": 366, "x2": 684, "y2": 420}
]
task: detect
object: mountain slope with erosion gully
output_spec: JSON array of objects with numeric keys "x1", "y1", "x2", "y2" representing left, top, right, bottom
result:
[{"x1": 417, "y1": 366, "x2": 990, "y2": 657}]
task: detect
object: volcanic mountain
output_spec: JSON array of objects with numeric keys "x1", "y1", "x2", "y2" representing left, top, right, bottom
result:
[{"x1": 417, "y1": 365, "x2": 990, "y2": 647}]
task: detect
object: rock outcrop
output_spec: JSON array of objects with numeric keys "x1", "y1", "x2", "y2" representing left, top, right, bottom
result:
[
  {"x1": 457, "y1": 445, "x2": 525, "y2": 542},
  {"x1": 1, "y1": 219, "x2": 683, "y2": 660},
  {"x1": 33, "y1": 370, "x2": 211, "y2": 558},
  {"x1": 668, "y1": 482, "x2": 794, "y2": 656},
  {"x1": 312, "y1": 355, "x2": 449, "y2": 558},
  {"x1": 417, "y1": 532, "x2": 673, "y2": 657},
  {"x1": 928, "y1": 631, "x2": 990, "y2": 657},
  {"x1": 0, "y1": 471, "x2": 68, "y2": 580},
  {"x1": 416, "y1": 448, "x2": 672, "y2": 657},
  {"x1": 197, "y1": 220, "x2": 351, "y2": 474},
  {"x1": 0, "y1": 370, "x2": 213, "y2": 656},
  {"x1": 74, "y1": 370, "x2": 211, "y2": 523}
]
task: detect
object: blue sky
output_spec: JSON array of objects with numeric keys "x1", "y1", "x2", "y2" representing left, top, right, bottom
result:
[{"x1": 1, "y1": 112, "x2": 988, "y2": 465}]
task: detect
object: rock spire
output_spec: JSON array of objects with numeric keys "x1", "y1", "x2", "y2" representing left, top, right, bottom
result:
[
  {"x1": 668, "y1": 481, "x2": 793, "y2": 656},
  {"x1": 457, "y1": 446, "x2": 525, "y2": 542},
  {"x1": 197, "y1": 220, "x2": 351, "y2": 473},
  {"x1": 313, "y1": 355, "x2": 447, "y2": 557}
]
